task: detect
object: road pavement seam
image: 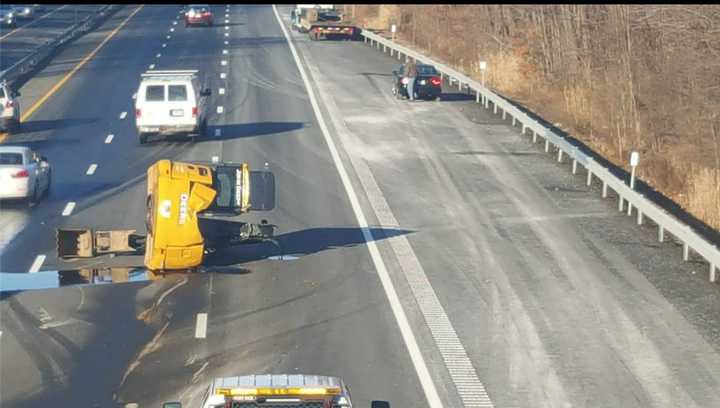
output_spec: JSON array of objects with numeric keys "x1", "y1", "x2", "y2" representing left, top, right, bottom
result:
[
  {"x1": 272, "y1": 5, "x2": 444, "y2": 408},
  {"x1": 28, "y1": 254, "x2": 46, "y2": 273}
]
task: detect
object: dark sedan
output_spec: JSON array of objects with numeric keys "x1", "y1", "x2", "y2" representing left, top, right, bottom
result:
[{"x1": 392, "y1": 63, "x2": 442, "y2": 101}]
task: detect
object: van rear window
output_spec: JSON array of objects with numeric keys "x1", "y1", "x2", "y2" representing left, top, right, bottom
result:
[
  {"x1": 145, "y1": 85, "x2": 165, "y2": 102},
  {"x1": 168, "y1": 85, "x2": 188, "y2": 101}
]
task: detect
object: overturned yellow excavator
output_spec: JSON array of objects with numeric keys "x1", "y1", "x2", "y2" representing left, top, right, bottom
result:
[{"x1": 56, "y1": 159, "x2": 276, "y2": 272}]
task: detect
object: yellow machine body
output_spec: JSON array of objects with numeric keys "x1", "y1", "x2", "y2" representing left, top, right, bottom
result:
[{"x1": 144, "y1": 160, "x2": 218, "y2": 270}]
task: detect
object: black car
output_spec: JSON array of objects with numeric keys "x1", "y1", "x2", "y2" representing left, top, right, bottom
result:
[{"x1": 392, "y1": 63, "x2": 442, "y2": 101}]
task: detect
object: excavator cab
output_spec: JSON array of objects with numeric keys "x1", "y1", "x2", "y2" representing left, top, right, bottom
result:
[{"x1": 56, "y1": 159, "x2": 276, "y2": 272}]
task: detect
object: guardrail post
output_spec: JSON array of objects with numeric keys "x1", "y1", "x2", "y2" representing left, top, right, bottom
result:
[
  {"x1": 618, "y1": 195, "x2": 624, "y2": 212},
  {"x1": 521, "y1": 124, "x2": 526, "y2": 135},
  {"x1": 586, "y1": 170, "x2": 592, "y2": 186},
  {"x1": 383, "y1": 44, "x2": 386, "y2": 52},
  {"x1": 658, "y1": 225, "x2": 664, "y2": 242},
  {"x1": 484, "y1": 97, "x2": 489, "y2": 109},
  {"x1": 512, "y1": 117, "x2": 516, "y2": 127},
  {"x1": 602, "y1": 181, "x2": 608, "y2": 198},
  {"x1": 390, "y1": 48, "x2": 393, "y2": 56},
  {"x1": 637, "y1": 210, "x2": 643, "y2": 225},
  {"x1": 532, "y1": 130, "x2": 538, "y2": 143},
  {"x1": 572, "y1": 158, "x2": 578, "y2": 174},
  {"x1": 458, "y1": 81, "x2": 462, "y2": 91},
  {"x1": 502, "y1": 110, "x2": 506, "y2": 120},
  {"x1": 476, "y1": 90, "x2": 480, "y2": 103},
  {"x1": 557, "y1": 149, "x2": 563, "y2": 162},
  {"x1": 710, "y1": 264, "x2": 717, "y2": 283},
  {"x1": 398, "y1": 51, "x2": 402, "y2": 60},
  {"x1": 544, "y1": 139, "x2": 550, "y2": 152},
  {"x1": 683, "y1": 243, "x2": 690, "y2": 261}
]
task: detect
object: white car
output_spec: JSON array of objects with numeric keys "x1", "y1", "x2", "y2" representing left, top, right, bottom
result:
[
  {"x1": 134, "y1": 70, "x2": 211, "y2": 144},
  {"x1": 1, "y1": 81, "x2": 21, "y2": 133},
  {"x1": 0, "y1": 146, "x2": 51, "y2": 203}
]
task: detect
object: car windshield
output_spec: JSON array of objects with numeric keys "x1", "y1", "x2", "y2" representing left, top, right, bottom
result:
[
  {"x1": 0, "y1": 153, "x2": 24, "y2": 165},
  {"x1": 417, "y1": 65, "x2": 438, "y2": 75}
]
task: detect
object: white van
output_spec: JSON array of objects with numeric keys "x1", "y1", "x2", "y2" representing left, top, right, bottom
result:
[{"x1": 134, "y1": 70, "x2": 211, "y2": 144}]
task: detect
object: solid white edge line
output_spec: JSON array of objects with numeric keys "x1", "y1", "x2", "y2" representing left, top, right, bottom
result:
[
  {"x1": 105, "y1": 134, "x2": 114, "y2": 143},
  {"x1": 195, "y1": 313, "x2": 208, "y2": 338},
  {"x1": 61, "y1": 201, "x2": 76, "y2": 216},
  {"x1": 28, "y1": 254, "x2": 46, "y2": 273},
  {"x1": 86, "y1": 164, "x2": 98, "y2": 175},
  {"x1": 271, "y1": 5, "x2": 443, "y2": 408}
]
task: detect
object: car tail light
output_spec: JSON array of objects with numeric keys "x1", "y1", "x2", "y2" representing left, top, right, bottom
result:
[
  {"x1": 12, "y1": 169, "x2": 29, "y2": 178},
  {"x1": 401, "y1": 77, "x2": 409, "y2": 85},
  {"x1": 430, "y1": 76, "x2": 441, "y2": 86},
  {"x1": 5, "y1": 100, "x2": 13, "y2": 108},
  {"x1": 135, "y1": 108, "x2": 141, "y2": 118},
  {"x1": 192, "y1": 107, "x2": 198, "y2": 118}
]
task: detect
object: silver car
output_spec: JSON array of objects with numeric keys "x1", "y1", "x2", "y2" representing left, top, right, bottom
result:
[{"x1": 0, "y1": 146, "x2": 51, "y2": 203}]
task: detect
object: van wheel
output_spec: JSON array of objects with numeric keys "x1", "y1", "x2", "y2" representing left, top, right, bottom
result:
[{"x1": 139, "y1": 133, "x2": 147, "y2": 145}]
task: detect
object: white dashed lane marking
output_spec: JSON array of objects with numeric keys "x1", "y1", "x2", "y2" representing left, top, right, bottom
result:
[
  {"x1": 86, "y1": 164, "x2": 98, "y2": 175},
  {"x1": 132, "y1": 93, "x2": 137, "y2": 100},
  {"x1": 105, "y1": 134, "x2": 114, "y2": 143},
  {"x1": 170, "y1": 27, "x2": 175, "y2": 32},
  {"x1": 195, "y1": 313, "x2": 208, "y2": 339},
  {"x1": 220, "y1": 73, "x2": 226, "y2": 79},
  {"x1": 222, "y1": 49, "x2": 228, "y2": 54},
  {"x1": 119, "y1": 111, "x2": 127, "y2": 119},
  {"x1": 224, "y1": 32, "x2": 229, "y2": 37},
  {"x1": 221, "y1": 60, "x2": 227, "y2": 66},
  {"x1": 28, "y1": 255, "x2": 46, "y2": 273},
  {"x1": 215, "y1": 128, "x2": 221, "y2": 137},
  {"x1": 224, "y1": 40, "x2": 229, "y2": 45},
  {"x1": 167, "y1": 35, "x2": 171, "y2": 39},
  {"x1": 156, "y1": 53, "x2": 161, "y2": 58},
  {"x1": 162, "y1": 43, "x2": 167, "y2": 47},
  {"x1": 216, "y1": 106, "x2": 224, "y2": 114},
  {"x1": 62, "y1": 202, "x2": 76, "y2": 216},
  {"x1": 219, "y1": 88, "x2": 225, "y2": 95},
  {"x1": 149, "y1": 64, "x2": 155, "y2": 69}
]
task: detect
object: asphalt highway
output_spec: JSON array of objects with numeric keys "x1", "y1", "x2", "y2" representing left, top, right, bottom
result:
[
  {"x1": 0, "y1": 5, "x2": 105, "y2": 71},
  {"x1": 1, "y1": 4, "x2": 720, "y2": 408}
]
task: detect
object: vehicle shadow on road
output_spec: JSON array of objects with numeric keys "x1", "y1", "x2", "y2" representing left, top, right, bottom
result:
[
  {"x1": 438, "y1": 92, "x2": 476, "y2": 102},
  {"x1": 204, "y1": 226, "x2": 413, "y2": 266},
  {"x1": 14, "y1": 117, "x2": 99, "y2": 134},
  {"x1": 202, "y1": 121, "x2": 304, "y2": 142}
]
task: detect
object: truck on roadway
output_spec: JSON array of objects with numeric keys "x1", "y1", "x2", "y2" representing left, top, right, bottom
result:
[
  {"x1": 56, "y1": 159, "x2": 276, "y2": 273},
  {"x1": 161, "y1": 374, "x2": 391, "y2": 408},
  {"x1": 291, "y1": 4, "x2": 357, "y2": 41}
]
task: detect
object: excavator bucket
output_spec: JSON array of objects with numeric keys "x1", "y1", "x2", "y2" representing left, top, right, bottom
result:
[{"x1": 57, "y1": 228, "x2": 94, "y2": 258}]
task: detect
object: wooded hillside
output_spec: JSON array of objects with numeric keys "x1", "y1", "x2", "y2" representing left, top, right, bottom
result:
[{"x1": 341, "y1": 5, "x2": 720, "y2": 231}]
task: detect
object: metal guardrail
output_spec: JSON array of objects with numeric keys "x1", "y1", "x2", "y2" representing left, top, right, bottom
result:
[
  {"x1": 0, "y1": 5, "x2": 122, "y2": 87},
  {"x1": 360, "y1": 30, "x2": 720, "y2": 283}
]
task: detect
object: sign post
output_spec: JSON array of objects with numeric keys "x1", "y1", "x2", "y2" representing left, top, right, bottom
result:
[
  {"x1": 479, "y1": 60, "x2": 487, "y2": 105},
  {"x1": 391, "y1": 24, "x2": 396, "y2": 42},
  {"x1": 627, "y1": 151, "x2": 640, "y2": 215}
]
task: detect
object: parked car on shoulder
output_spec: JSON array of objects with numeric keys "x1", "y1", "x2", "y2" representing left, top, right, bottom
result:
[
  {"x1": 392, "y1": 63, "x2": 442, "y2": 101},
  {"x1": 0, "y1": 146, "x2": 51, "y2": 203}
]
